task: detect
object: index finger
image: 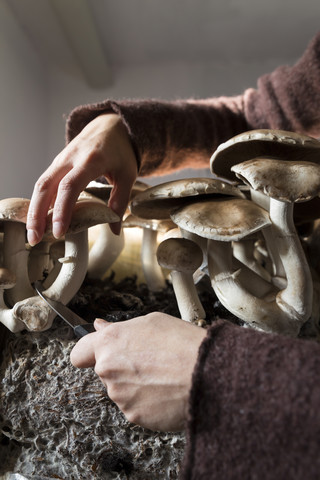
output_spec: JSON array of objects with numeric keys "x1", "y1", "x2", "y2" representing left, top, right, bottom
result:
[{"x1": 27, "y1": 164, "x2": 70, "y2": 245}]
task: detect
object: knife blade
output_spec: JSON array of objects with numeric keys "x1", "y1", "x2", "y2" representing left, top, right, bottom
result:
[{"x1": 34, "y1": 281, "x2": 95, "y2": 337}]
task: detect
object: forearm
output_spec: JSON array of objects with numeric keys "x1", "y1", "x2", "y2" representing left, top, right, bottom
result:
[
  {"x1": 181, "y1": 319, "x2": 320, "y2": 479},
  {"x1": 66, "y1": 96, "x2": 249, "y2": 177}
]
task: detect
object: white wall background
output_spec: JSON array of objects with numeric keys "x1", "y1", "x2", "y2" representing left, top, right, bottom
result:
[
  {"x1": 0, "y1": 0, "x2": 318, "y2": 198},
  {"x1": 0, "y1": 1, "x2": 49, "y2": 198}
]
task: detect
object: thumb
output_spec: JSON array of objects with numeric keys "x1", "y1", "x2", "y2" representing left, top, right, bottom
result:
[{"x1": 94, "y1": 318, "x2": 111, "y2": 331}]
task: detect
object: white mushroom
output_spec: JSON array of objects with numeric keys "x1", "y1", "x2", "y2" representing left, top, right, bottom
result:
[
  {"x1": 231, "y1": 158, "x2": 320, "y2": 325},
  {"x1": 85, "y1": 181, "x2": 150, "y2": 279},
  {"x1": 170, "y1": 197, "x2": 304, "y2": 334},
  {"x1": 0, "y1": 268, "x2": 24, "y2": 332},
  {"x1": 0, "y1": 198, "x2": 35, "y2": 305},
  {"x1": 10, "y1": 198, "x2": 120, "y2": 332},
  {"x1": 156, "y1": 237, "x2": 206, "y2": 325},
  {"x1": 123, "y1": 215, "x2": 175, "y2": 291},
  {"x1": 28, "y1": 239, "x2": 53, "y2": 284},
  {"x1": 42, "y1": 240, "x2": 65, "y2": 288}
]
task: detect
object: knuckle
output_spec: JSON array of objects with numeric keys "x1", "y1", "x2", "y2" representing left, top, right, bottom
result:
[
  {"x1": 34, "y1": 174, "x2": 53, "y2": 194},
  {"x1": 58, "y1": 177, "x2": 75, "y2": 194}
]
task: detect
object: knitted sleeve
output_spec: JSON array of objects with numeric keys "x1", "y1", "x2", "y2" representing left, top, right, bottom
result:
[
  {"x1": 65, "y1": 32, "x2": 320, "y2": 177},
  {"x1": 180, "y1": 319, "x2": 320, "y2": 480}
]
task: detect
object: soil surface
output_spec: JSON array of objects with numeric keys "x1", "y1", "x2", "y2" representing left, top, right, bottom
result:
[{"x1": 0, "y1": 274, "x2": 236, "y2": 480}]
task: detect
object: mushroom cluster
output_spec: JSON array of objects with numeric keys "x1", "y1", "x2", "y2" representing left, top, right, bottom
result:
[
  {"x1": 2, "y1": 129, "x2": 320, "y2": 337},
  {"x1": 0, "y1": 195, "x2": 119, "y2": 333},
  {"x1": 130, "y1": 129, "x2": 320, "y2": 337}
]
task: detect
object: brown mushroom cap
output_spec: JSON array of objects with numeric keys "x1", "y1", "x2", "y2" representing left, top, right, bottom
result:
[
  {"x1": 130, "y1": 177, "x2": 245, "y2": 219},
  {"x1": 45, "y1": 198, "x2": 120, "y2": 235},
  {"x1": 171, "y1": 197, "x2": 271, "y2": 242},
  {"x1": 210, "y1": 129, "x2": 320, "y2": 182},
  {"x1": 156, "y1": 237, "x2": 203, "y2": 273},
  {"x1": 232, "y1": 158, "x2": 320, "y2": 203},
  {"x1": 0, "y1": 198, "x2": 30, "y2": 223}
]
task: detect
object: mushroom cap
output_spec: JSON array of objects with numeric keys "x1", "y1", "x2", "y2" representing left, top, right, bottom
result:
[
  {"x1": 156, "y1": 237, "x2": 203, "y2": 273},
  {"x1": 85, "y1": 180, "x2": 150, "y2": 202},
  {"x1": 210, "y1": 129, "x2": 320, "y2": 182},
  {"x1": 45, "y1": 198, "x2": 120, "y2": 235},
  {"x1": 84, "y1": 181, "x2": 113, "y2": 201},
  {"x1": 232, "y1": 158, "x2": 320, "y2": 203},
  {"x1": 0, "y1": 198, "x2": 30, "y2": 223},
  {"x1": 0, "y1": 267, "x2": 16, "y2": 289},
  {"x1": 130, "y1": 177, "x2": 245, "y2": 219},
  {"x1": 123, "y1": 214, "x2": 175, "y2": 233},
  {"x1": 171, "y1": 197, "x2": 271, "y2": 242}
]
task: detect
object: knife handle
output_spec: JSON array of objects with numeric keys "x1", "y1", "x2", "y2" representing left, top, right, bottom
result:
[{"x1": 74, "y1": 323, "x2": 96, "y2": 337}]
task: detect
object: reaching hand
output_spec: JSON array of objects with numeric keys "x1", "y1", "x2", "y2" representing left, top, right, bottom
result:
[
  {"x1": 27, "y1": 113, "x2": 138, "y2": 245},
  {"x1": 70, "y1": 313, "x2": 207, "y2": 432}
]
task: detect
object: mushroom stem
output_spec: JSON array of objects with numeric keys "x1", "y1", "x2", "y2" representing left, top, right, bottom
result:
[
  {"x1": 44, "y1": 230, "x2": 88, "y2": 304},
  {"x1": 269, "y1": 199, "x2": 313, "y2": 320},
  {"x1": 28, "y1": 240, "x2": 52, "y2": 283},
  {"x1": 14, "y1": 230, "x2": 89, "y2": 331},
  {"x1": 232, "y1": 237, "x2": 271, "y2": 283},
  {"x1": 88, "y1": 225, "x2": 125, "y2": 279},
  {"x1": 170, "y1": 269, "x2": 206, "y2": 323},
  {"x1": 208, "y1": 239, "x2": 301, "y2": 336},
  {"x1": 3, "y1": 222, "x2": 34, "y2": 305},
  {"x1": 0, "y1": 268, "x2": 24, "y2": 332},
  {"x1": 142, "y1": 228, "x2": 166, "y2": 292},
  {"x1": 156, "y1": 237, "x2": 205, "y2": 324},
  {"x1": 250, "y1": 189, "x2": 286, "y2": 281}
]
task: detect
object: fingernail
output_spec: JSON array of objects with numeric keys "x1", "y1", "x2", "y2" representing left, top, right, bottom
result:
[
  {"x1": 27, "y1": 229, "x2": 38, "y2": 246},
  {"x1": 53, "y1": 221, "x2": 64, "y2": 239}
]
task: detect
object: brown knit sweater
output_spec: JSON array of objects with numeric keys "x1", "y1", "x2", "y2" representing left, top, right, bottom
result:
[{"x1": 66, "y1": 33, "x2": 320, "y2": 479}]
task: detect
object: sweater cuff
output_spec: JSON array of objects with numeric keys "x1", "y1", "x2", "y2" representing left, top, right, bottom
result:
[{"x1": 65, "y1": 100, "x2": 142, "y2": 173}]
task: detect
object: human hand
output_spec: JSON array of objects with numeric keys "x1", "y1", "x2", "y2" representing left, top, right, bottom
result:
[
  {"x1": 70, "y1": 313, "x2": 207, "y2": 432},
  {"x1": 27, "y1": 113, "x2": 138, "y2": 245}
]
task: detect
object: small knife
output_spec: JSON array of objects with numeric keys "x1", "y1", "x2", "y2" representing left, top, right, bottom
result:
[{"x1": 34, "y1": 281, "x2": 96, "y2": 337}]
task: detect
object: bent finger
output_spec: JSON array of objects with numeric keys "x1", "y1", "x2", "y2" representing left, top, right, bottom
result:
[
  {"x1": 27, "y1": 165, "x2": 70, "y2": 245},
  {"x1": 51, "y1": 165, "x2": 103, "y2": 238}
]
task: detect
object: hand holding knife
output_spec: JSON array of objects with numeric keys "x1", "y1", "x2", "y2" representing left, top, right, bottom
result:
[{"x1": 34, "y1": 281, "x2": 96, "y2": 337}]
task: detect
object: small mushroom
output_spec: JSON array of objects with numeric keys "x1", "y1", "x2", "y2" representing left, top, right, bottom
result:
[{"x1": 156, "y1": 237, "x2": 205, "y2": 325}]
